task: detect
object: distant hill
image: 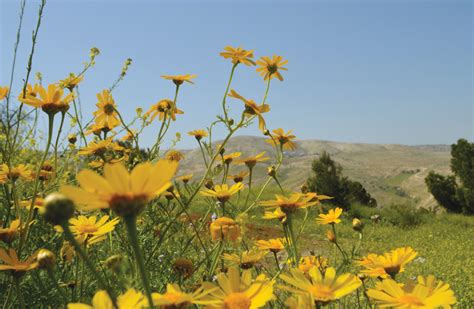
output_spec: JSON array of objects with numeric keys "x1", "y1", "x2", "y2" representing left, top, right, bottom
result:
[{"x1": 178, "y1": 136, "x2": 451, "y2": 208}]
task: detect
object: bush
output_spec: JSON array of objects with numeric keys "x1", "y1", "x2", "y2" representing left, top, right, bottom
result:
[{"x1": 380, "y1": 203, "x2": 432, "y2": 228}]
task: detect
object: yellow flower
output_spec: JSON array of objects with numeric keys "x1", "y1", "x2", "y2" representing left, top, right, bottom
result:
[
  {"x1": 68, "y1": 289, "x2": 144, "y2": 309},
  {"x1": 223, "y1": 250, "x2": 268, "y2": 269},
  {"x1": 367, "y1": 275, "x2": 456, "y2": 308},
  {"x1": 0, "y1": 248, "x2": 39, "y2": 274},
  {"x1": 149, "y1": 283, "x2": 219, "y2": 308},
  {"x1": 266, "y1": 128, "x2": 296, "y2": 150},
  {"x1": 228, "y1": 171, "x2": 249, "y2": 183},
  {"x1": 68, "y1": 215, "x2": 120, "y2": 245},
  {"x1": 165, "y1": 150, "x2": 185, "y2": 162},
  {"x1": 222, "y1": 152, "x2": 241, "y2": 164},
  {"x1": 256, "y1": 55, "x2": 288, "y2": 81},
  {"x1": 20, "y1": 197, "x2": 45, "y2": 213},
  {"x1": 260, "y1": 193, "x2": 319, "y2": 214},
  {"x1": 210, "y1": 217, "x2": 240, "y2": 242},
  {"x1": 18, "y1": 83, "x2": 40, "y2": 99},
  {"x1": 255, "y1": 238, "x2": 286, "y2": 253},
  {"x1": 188, "y1": 129, "x2": 208, "y2": 141},
  {"x1": 228, "y1": 90, "x2": 270, "y2": 132},
  {"x1": 59, "y1": 73, "x2": 84, "y2": 91},
  {"x1": 280, "y1": 267, "x2": 361, "y2": 305},
  {"x1": 0, "y1": 220, "x2": 21, "y2": 244},
  {"x1": 237, "y1": 151, "x2": 270, "y2": 169},
  {"x1": 78, "y1": 137, "x2": 124, "y2": 156},
  {"x1": 161, "y1": 74, "x2": 197, "y2": 86},
  {"x1": 85, "y1": 122, "x2": 118, "y2": 136},
  {"x1": 200, "y1": 183, "x2": 244, "y2": 203},
  {"x1": 0, "y1": 86, "x2": 9, "y2": 100},
  {"x1": 93, "y1": 90, "x2": 120, "y2": 128},
  {"x1": 298, "y1": 255, "x2": 329, "y2": 273},
  {"x1": 61, "y1": 160, "x2": 178, "y2": 216},
  {"x1": 19, "y1": 84, "x2": 74, "y2": 115},
  {"x1": 144, "y1": 99, "x2": 183, "y2": 122},
  {"x1": 316, "y1": 207, "x2": 343, "y2": 225},
  {"x1": 358, "y1": 247, "x2": 418, "y2": 278},
  {"x1": 0, "y1": 164, "x2": 33, "y2": 183},
  {"x1": 220, "y1": 46, "x2": 256, "y2": 66},
  {"x1": 262, "y1": 207, "x2": 287, "y2": 222},
  {"x1": 176, "y1": 174, "x2": 193, "y2": 184},
  {"x1": 205, "y1": 267, "x2": 274, "y2": 309}
]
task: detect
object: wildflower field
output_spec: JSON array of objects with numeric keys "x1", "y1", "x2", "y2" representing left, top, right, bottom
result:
[{"x1": 0, "y1": 1, "x2": 471, "y2": 308}]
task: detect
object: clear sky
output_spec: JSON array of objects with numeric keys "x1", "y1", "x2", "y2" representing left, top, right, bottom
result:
[{"x1": 1, "y1": 0, "x2": 473, "y2": 148}]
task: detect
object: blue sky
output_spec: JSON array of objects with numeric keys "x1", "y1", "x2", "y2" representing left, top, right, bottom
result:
[{"x1": 1, "y1": 0, "x2": 472, "y2": 148}]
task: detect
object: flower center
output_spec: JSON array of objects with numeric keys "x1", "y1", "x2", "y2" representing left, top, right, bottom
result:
[
  {"x1": 103, "y1": 103, "x2": 115, "y2": 115},
  {"x1": 399, "y1": 294, "x2": 425, "y2": 306},
  {"x1": 109, "y1": 193, "x2": 149, "y2": 217},
  {"x1": 224, "y1": 292, "x2": 251, "y2": 309},
  {"x1": 309, "y1": 284, "x2": 335, "y2": 302},
  {"x1": 267, "y1": 64, "x2": 278, "y2": 74},
  {"x1": 384, "y1": 265, "x2": 401, "y2": 278}
]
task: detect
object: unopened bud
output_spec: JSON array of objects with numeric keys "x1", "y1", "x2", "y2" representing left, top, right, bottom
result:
[
  {"x1": 37, "y1": 249, "x2": 56, "y2": 269},
  {"x1": 352, "y1": 218, "x2": 364, "y2": 232},
  {"x1": 326, "y1": 230, "x2": 336, "y2": 243},
  {"x1": 43, "y1": 193, "x2": 75, "y2": 225}
]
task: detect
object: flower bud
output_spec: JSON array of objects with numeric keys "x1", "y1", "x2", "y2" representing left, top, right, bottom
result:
[
  {"x1": 326, "y1": 230, "x2": 336, "y2": 243},
  {"x1": 104, "y1": 255, "x2": 123, "y2": 272},
  {"x1": 43, "y1": 193, "x2": 75, "y2": 225},
  {"x1": 204, "y1": 179, "x2": 214, "y2": 190},
  {"x1": 37, "y1": 249, "x2": 56, "y2": 269},
  {"x1": 300, "y1": 183, "x2": 308, "y2": 194},
  {"x1": 267, "y1": 165, "x2": 276, "y2": 177},
  {"x1": 352, "y1": 218, "x2": 364, "y2": 232},
  {"x1": 68, "y1": 134, "x2": 77, "y2": 144}
]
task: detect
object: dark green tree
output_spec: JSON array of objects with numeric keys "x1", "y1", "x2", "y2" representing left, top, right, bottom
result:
[
  {"x1": 425, "y1": 139, "x2": 474, "y2": 214},
  {"x1": 306, "y1": 151, "x2": 377, "y2": 208},
  {"x1": 425, "y1": 172, "x2": 461, "y2": 213}
]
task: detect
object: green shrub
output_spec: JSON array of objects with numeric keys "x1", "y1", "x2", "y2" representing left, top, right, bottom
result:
[{"x1": 380, "y1": 203, "x2": 432, "y2": 228}]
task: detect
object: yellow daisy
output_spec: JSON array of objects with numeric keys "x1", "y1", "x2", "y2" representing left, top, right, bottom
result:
[
  {"x1": 93, "y1": 90, "x2": 121, "y2": 129},
  {"x1": 255, "y1": 238, "x2": 286, "y2": 253},
  {"x1": 188, "y1": 129, "x2": 208, "y2": 141},
  {"x1": 18, "y1": 83, "x2": 40, "y2": 99},
  {"x1": 176, "y1": 174, "x2": 193, "y2": 184},
  {"x1": 149, "y1": 283, "x2": 219, "y2": 308},
  {"x1": 223, "y1": 250, "x2": 268, "y2": 269},
  {"x1": 144, "y1": 99, "x2": 183, "y2": 122},
  {"x1": 367, "y1": 275, "x2": 456, "y2": 308},
  {"x1": 210, "y1": 217, "x2": 240, "y2": 242},
  {"x1": 68, "y1": 289, "x2": 144, "y2": 309},
  {"x1": 220, "y1": 46, "x2": 256, "y2": 66},
  {"x1": 0, "y1": 220, "x2": 21, "y2": 244},
  {"x1": 266, "y1": 128, "x2": 297, "y2": 150},
  {"x1": 59, "y1": 73, "x2": 84, "y2": 91},
  {"x1": 165, "y1": 150, "x2": 185, "y2": 162},
  {"x1": 280, "y1": 267, "x2": 361, "y2": 305},
  {"x1": 256, "y1": 55, "x2": 288, "y2": 81},
  {"x1": 205, "y1": 267, "x2": 274, "y2": 309},
  {"x1": 78, "y1": 137, "x2": 124, "y2": 156},
  {"x1": 358, "y1": 247, "x2": 418, "y2": 278},
  {"x1": 161, "y1": 74, "x2": 197, "y2": 86},
  {"x1": 200, "y1": 183, "x2": 244, "y2": 203},
  {"x1": 298, "y1": 255, "x2": 329, "y2": 273},
  {"x1": 19, "y1": 84, "x2": 74, "y2": 115},
  {"x1": 228, "y1": 171, "x2": 249, "y2": 183},
  {"x1": 0, "y1": 248, "x2": 39, "y2": 274},
  {"x1": 260, "y1": 193, "x2": 319, "y2": 214},
  {"x1": 228, "y1": 90, "x2": 270, "y2": 132},
  {"x1": 262, "y1": 207, "x2": 287, "y2": 222},
  {"x1": 61, "y1": 160, "x2": 178, "y2": 216},
  {"x1": 0, "y1": 86, "x2": 9, "y2": 100},
  {"x1": 237, "y1": 152, "x2": 270, "y2": 169},
  {"x1": 68, "y1": 215, "x2": 120, "y2": 245},
  {"x1": 316, "y1": 207, "x2": 343, "y2": 225},
  {"x1": 222, "y1": 152, "x2": 241, "y2": 165},
  {"x1": 0, "y1": 164, "x2": 33, "y2": 183}
]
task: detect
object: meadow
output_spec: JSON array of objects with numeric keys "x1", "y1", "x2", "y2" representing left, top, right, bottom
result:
[{"x1": 0, "y1": 1, "x2": 469, "y2": 308}]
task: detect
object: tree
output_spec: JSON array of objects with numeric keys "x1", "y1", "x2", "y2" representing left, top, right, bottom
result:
[
  {"x1": 306, "y1": 151, "x2": 377, "y2": 208},
  {"x1": 425, "y1": 139, "x2": 474, "y2": 214},
  {"x1": 425, "y1": 172, "x2": 461, "y2": 213}
]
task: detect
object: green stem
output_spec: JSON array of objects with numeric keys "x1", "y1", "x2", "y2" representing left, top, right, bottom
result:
[
  {"x1": 286, "y1": 214, "x2": 300, "y2": 265},
  {"x1": 53, "y1": 112, "x2": 66, "y2": 173},
  {"x1": 61, "y1": 222, "x2": 117, "y2": 307},
  {"x1": 123, "y1": 215, "x2": 154, "y2": 308},
  {"x1": 222, "y1": 63, "x2": 237, "y2": 125},
  {"x1": 272, "y1": 251, "x2": 281, "y2": 271},
  {"x1": 46, "y1": 267, "x2": 68, "y2": 304},
  {"x1": 71, "y1": 95, "x2": 88, "y2": 146},
  {"x1": 13, "y1": 276, "x2": 25, "y2": 309},
  {"x1": 244, "y1": 167, "x2": 253, "y2": 208}
]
